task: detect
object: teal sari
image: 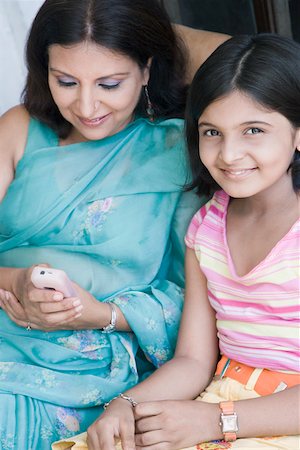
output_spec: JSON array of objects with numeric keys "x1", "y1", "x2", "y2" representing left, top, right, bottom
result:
[{"x1": 0, "y1": 117, "x2": 203, "y2": 449}]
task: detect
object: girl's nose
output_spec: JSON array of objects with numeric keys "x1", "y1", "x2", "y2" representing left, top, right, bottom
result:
[{"x1": 220, "y1": 138, "x2": 244, "y2": 164}]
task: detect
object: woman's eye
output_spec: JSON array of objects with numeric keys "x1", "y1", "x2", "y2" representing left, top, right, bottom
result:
[
  {"x1": 204, "y1": 129, "x2": 220, "y2": 137},
  {"x1": 57, "y1": 80, "x2": 77, "y2": 87},
  {"x1": 98, "y1": 82, "x2": 121, "y2": 90},
  {"x1": 246, "y1": 127, "x2": 263, "y2": 135}
]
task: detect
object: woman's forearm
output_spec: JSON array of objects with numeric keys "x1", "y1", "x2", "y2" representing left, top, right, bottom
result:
[{"x1": 0, "y1": 267, "x2": 23, "y2": 292}]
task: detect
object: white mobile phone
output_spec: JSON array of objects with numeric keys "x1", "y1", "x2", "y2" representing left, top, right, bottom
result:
[{"x1": 31, "y1": 266, "x2": 77, "y2": 297}]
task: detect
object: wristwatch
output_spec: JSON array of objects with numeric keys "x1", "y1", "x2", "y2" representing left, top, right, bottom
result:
[{"x1": 219, "y1": 401, "x2": 238, "y2": 442}]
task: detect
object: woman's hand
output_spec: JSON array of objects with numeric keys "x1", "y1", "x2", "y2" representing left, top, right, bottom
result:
[
  {"x1": 87, "y1": 398, "x2": 136, "y2": 450},
  {"x1": 0, "y1": 286, "x2": 85, "y2": 330},
  {"x1": 0, "y1": 265, "x2": 110, "y2": 331},
  {"x1": 134, "y1": 400, "x2": 221, "y2": 450},
  {"x1": 0, "y1": 288, "x2": 30, "y2": 327}
]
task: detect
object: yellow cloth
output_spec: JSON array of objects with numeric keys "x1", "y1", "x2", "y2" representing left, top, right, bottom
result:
[
  {"x1": 51, "y1": 432, "x2": 89, "y2": 450},
  {"x1": 52, "y1": 377, "x2": 300, "y2": 450}
]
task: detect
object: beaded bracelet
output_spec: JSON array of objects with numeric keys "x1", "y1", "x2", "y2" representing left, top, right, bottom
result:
[{"x1": 103, "y1": 393, "x2": 138, "y2": 410}]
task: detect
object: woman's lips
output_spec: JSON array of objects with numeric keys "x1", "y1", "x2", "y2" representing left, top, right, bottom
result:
[{"x1": 79, "y1": 113, "x2": 111, "y2": 127}]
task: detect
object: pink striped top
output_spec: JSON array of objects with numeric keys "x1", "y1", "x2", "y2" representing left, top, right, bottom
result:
[{"x1": 185, "y1": 190, "x2": 300, "y2": 372}]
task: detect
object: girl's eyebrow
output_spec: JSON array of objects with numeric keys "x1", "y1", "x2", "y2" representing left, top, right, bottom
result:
[
  {"x1": 198, "y1": 120, "x2": 272, "y2": 129},
  {"x1": 198, "y1": 122, "x2": 215, "y2": 128},
  {"x1": 49, "y1": 67, "x2": 130, "y2": 80}
]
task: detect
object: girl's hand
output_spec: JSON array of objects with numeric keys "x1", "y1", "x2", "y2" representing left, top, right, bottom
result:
[
  {"x1": 134, "y1": 400, "x2": 221, "y2": 450},
  {"x1": 87, "y1": 398, "x2": 135, "y2": 450}
]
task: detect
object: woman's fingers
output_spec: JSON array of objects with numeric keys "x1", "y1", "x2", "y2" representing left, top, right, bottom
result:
[
  {"x1": 0, "y1": 290, "x2": 27, "y2": 320},
  {"x1": 0, "y1": 288, "x2": 83, "y2": 328},
  {"x1": 39, "y1": 296, "x2": 82, "y2": 313}
]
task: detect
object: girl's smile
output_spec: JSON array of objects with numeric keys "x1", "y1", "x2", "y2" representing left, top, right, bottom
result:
[
  {"x1": 198, "y1": 90, "x2": 300, "y2": 200},
  {"x1": 221, "y1": 167, "x2": 257, "y2": 179}
]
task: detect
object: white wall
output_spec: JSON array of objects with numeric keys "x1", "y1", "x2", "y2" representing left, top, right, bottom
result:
[{"x1": 0, "y1": 0, "x2": 44, "y2": 115}]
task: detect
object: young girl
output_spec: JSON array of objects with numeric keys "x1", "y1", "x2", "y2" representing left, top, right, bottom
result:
[{"x1": 78, "y1": 33, "x2": 300, "y2": 450}]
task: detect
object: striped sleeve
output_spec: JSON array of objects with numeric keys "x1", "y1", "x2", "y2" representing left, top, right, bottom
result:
[{"x1": 185, "y1": 199, "x2": 211, "y2": 249}]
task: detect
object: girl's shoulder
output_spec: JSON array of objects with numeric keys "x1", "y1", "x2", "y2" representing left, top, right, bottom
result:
[
  {"x1": 185, "y1": 190, "x2": 228, "y2": 249},
  {"x1": 190, "y1": 190, "x2": 228, "y2": 227}
]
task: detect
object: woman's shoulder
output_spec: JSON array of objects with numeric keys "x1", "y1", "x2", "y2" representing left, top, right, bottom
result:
[
  {"x1": 134, "y1": 117, "x2": 185, "y2": 156},
  {"x1": 0, "y1": 105, "x2": 31, "y2": 166},
  {"x1": 0, "y1": 105, "x2": 30, "y2": 201},
  {"x1": 174, "y1": 25, "x2": 230, "y2": 83}
]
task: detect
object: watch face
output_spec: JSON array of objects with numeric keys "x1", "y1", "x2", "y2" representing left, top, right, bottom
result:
[{"x1": 221, "y1": 414, "x2": 238, "y2": 432}]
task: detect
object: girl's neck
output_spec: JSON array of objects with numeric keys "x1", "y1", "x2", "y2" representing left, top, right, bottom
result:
[{"x1": 230, "y1": 177, "x2": 299, "y2": 218}]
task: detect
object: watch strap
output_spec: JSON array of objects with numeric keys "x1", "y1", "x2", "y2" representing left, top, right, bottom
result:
[
  {"x1": 219, "y1": 401, "x2": 238, "y2": 442},
  {"x1": 220, "y1": 401, "x2": 234, "y2": 414}
]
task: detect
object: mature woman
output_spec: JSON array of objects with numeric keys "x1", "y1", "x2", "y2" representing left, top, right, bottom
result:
[{"x1": 0, "y1": 1, "x2": 229, "y2": 449}]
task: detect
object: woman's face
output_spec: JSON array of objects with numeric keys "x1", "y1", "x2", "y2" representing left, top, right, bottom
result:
[{"x1": 48, "y1": 42, "x2": 150, "y2": 144}]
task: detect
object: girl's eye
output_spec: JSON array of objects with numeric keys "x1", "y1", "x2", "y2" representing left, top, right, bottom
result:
[
  {"x1": 57, "y1": 79, "x2": 77, "y2": 87},
  {"x1": 98, "y1": 82, "x2": 121, "y2": 90},
  {"x1": 246, "y1": 127, "x2": 263, "y2": 135},
  {"x1": 204, "y1": 129, "x2": 220, "y2": 137}
]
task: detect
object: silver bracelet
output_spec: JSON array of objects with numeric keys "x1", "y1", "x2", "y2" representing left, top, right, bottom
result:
[
  {"x1": 103, "y1": 393, "x2": 138, "y2": 410},
  {"x1": 101, "y1": 302, "x2": 117, "y2": 333}
]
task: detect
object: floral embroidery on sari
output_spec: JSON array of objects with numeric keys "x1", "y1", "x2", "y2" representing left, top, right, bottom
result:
[{"x1": 73, "y1": 197, "x2": 113, "y2": 241}]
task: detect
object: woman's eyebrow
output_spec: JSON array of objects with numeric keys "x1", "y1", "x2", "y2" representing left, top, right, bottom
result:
[{"x1": 49, "y1": 67, "x2": 130, "y2": 79}]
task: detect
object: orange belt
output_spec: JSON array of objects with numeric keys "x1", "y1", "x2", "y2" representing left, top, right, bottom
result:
[{"x1": 215, "y1": 356, "x2": 300, "y2": 397}]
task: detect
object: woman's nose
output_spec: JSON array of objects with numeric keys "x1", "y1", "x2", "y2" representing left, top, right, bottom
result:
[{"x1": 77, "y1": 89, "x2": 100, "y2": 118}]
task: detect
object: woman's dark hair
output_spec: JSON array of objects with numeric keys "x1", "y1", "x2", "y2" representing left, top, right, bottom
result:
[
  {"x1": 22, "y1": 0, "x2": 187, "y2": 138},
  {"x1": 185, "y1": 33, "x2": 300, "y2": 195}
]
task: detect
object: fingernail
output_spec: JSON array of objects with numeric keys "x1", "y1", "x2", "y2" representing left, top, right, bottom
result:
[
  {"x1": 72, "y1": 299, "x2": 81, "y2": 307},
  {"x1": 53, "y1": 293, "x2": 63, "y2": 301},
  {"x1": 5, "y1": 291, "x2": 11, "y2": 300},
  {"x1": 75, "y1": 305, "x2": 83, "y2": 313}
]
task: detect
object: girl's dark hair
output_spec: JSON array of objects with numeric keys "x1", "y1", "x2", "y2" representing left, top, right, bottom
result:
[
  {"x1": 22, "y1": 0, "x2": 187, "y2": 138},
  {"x1": 185, "y1": 33, "x2": 300, "y2": 195}
]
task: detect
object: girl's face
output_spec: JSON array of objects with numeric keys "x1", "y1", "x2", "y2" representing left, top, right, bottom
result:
[
  {"x1": 198, "y1": 90, "x2": 300, "y2": 199},
  {"x1": 48, "y1": 42, "x2": 150, "y2": 144}
]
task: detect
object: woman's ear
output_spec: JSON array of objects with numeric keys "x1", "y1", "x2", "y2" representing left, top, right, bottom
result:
[
  {"x1": 142, "y1": 57, "x2": 152, "y2": 85},
  {"x1": 295, "y1": 129, "x2": 300, "y2": 152}
]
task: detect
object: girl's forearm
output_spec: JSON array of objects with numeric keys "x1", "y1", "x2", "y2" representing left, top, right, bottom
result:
[
  {"x1": 124, "y1": 354, "x2": 218, "y2": 403},
  {"x1": 182, "y1": 386, "x2": 300, "y2": 443},
  {"x1": 235, "y1": 385, "x2": 300, "y2": 438}
]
